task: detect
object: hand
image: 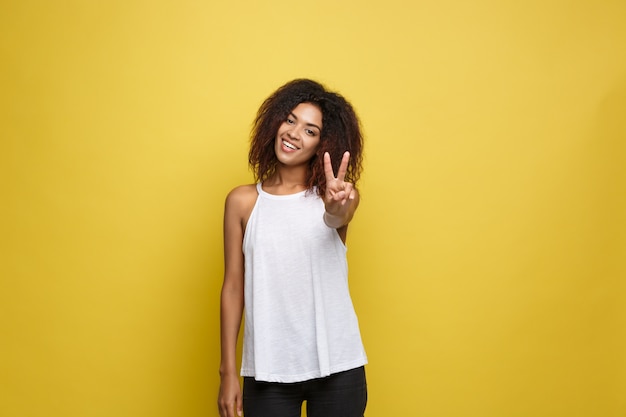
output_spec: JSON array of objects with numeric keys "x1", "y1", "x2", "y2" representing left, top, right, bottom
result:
[
  {"x1": 218, "y1": 374, "x2": 242, "y2": 417},
  {"x1": 323, "y1": 151, "x2": 356, "y2": 225}
]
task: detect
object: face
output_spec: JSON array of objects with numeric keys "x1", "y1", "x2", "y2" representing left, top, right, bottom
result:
[{"x1": 274, "y1": 102, "x2": 323, "y2": 167}]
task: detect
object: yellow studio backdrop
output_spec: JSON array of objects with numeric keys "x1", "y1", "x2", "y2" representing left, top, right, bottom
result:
[{"x1": 1, "y1": 0, "x2": 625, "y2": 416}]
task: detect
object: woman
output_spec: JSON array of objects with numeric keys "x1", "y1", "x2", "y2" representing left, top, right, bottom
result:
[{"x1": 218, "y1": 79, "x2": 367, "y2": 417}]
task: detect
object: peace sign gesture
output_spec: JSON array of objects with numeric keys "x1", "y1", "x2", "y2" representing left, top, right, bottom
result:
[{"x1": 323, "y1": 151, "x2": 359, "y2": 228}]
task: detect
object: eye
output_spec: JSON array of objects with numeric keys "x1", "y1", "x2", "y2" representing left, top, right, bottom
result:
[
  {"x1": 286, "y1": 117, "x2": 295, "y2": 125},
  {"x1": 305, "y1": 129, "x2": 316, "y2": 136}
]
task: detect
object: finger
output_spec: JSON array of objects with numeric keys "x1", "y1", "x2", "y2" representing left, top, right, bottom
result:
[
  {"x1": 333, "y1": 190, "x2": 347, "y2": 202},
  {"x1": 343, "y1": 183, "x2": 354, "y2": 203},
  {"x1": 220, "y1": 402, "x2": 231, "y2": 417},
  {"x1": 336, "y1": 151, "x2": 350, "y2": 182},
  {"x1": 236, "y1": 395, "x2": 242, "y2": 417},
  {"x1": 221, "y1": 400, "x2": 234, "y2": 417},
  {"x1": 323, "y1": 152, "x2": 336, "y2": 180},
  {"x1": 218, "y1": 402, "x2": 227, "y2": 417}
]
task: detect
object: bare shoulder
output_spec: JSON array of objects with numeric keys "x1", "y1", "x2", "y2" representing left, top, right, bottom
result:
[
  {"x1": 225, "y1": 184, "x2": 258, "y2": 219},
  {"x1": 226, "y1": 184, "x2": 257, "y2": 204}
]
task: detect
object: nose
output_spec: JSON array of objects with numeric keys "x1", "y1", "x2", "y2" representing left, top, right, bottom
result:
[{"x1": 287, "y1": 127, "x2": 300, "y2": 141}]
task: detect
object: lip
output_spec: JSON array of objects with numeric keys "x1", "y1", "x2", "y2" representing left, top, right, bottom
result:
[{"x1": 281, "y1": 138, "x2": 300, "y2": 151}]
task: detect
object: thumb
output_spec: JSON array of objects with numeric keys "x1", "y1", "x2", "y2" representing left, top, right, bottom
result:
[{"x1": 237, "y1": 396, "x2": 242, "y2": 416}]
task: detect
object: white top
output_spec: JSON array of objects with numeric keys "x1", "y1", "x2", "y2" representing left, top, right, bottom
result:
[{"x1": 240, "y1": 183, "x2": 367, "y2": 383}]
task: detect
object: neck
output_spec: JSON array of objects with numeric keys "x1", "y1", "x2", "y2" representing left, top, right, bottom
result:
[{"x1": 264, "y1": 165, "x2": 309, "y2": 194}]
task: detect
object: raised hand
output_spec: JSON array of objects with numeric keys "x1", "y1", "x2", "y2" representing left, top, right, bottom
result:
[{"x1": 323, "y1": 151, "x2": 358, "y2": 228}]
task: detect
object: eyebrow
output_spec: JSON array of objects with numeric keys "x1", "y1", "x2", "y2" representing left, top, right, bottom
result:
[{"x1": 289, "y1": 112, "x2": 322, "y2": 131}]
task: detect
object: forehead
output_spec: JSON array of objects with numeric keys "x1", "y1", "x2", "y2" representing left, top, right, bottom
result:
[{"x1": 291, "y1": 102, "x2": 323, "y2": 126}]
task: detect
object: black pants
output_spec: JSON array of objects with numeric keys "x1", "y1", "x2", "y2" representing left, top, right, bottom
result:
[{"x1": 243, "y1": 367, "x2": 367, "y2": 417}]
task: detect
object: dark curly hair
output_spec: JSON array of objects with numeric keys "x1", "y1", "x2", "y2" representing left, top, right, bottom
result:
[{"x1": 248, "y1": 79, "x2": 364, "y2": 197}]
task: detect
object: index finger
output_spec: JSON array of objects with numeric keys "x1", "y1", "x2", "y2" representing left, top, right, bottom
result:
[{"x1": 323, "y1": 152, "x2": 336, "y2": 180}]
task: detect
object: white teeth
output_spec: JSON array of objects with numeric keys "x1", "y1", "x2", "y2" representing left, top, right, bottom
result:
[{"x1": 282, "y1": 140, "x2": 297, "y2": 150}]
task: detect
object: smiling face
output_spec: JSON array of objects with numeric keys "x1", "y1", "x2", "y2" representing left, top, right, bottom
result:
[{"x1": 274, "y1": 102, "x2": 323, "y2": 168}]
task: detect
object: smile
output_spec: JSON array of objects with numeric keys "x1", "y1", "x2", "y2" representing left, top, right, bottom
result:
[{"x1": 282, "y1": 140, "x2": 299, "y2": 150}]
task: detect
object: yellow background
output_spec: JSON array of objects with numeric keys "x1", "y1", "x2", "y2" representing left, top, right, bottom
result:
[{"x1": 2, "y1": 1, "x2": 625, "y2": 416}]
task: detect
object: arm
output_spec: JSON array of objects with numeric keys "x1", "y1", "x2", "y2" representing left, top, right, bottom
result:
[{"x1": 218, "y1": 189, "x2": 248, "y2": 417}]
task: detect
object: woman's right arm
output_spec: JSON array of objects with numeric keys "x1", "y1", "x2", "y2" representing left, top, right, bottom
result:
[{"x1": 218, "y1": 187, "x2": 253, "y2": 417}]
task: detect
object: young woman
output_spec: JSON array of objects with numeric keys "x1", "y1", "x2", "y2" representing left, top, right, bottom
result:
[{"x1": 218, "y1": 79, "x2": 367, "y2": 417}]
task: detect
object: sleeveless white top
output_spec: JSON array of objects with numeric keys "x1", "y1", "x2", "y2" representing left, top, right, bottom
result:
[{"x1": 241, "y1": 183, "x2": 367, "y2": 383}]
